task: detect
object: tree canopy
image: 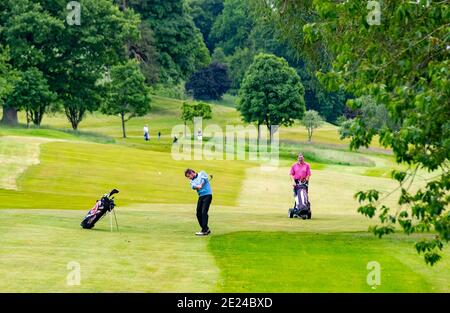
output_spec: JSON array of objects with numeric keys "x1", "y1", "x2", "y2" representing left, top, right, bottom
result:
[
  {"x1": 238, "y1": 53, "x2": 305, "y2": 141},
  {"x1": 185, "y1": 62, "x2": 231, "y2": 100},
  {"x1": 102, "y1": 60, "x2": 152, "y2": 138}
]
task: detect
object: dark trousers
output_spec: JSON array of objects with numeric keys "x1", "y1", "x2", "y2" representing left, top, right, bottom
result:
[{"x1": 196, "y1": 194, "x2": 212, "y2": 232}]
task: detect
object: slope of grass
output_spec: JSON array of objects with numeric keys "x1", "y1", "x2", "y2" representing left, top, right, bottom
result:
[{"x1": 0, "y1": 140, "x2": 249, "y2": 209}]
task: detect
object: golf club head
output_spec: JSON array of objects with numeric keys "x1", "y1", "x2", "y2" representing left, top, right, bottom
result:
[{"x1": 109, "y1": 189, "x2": 119, "y2": 197}]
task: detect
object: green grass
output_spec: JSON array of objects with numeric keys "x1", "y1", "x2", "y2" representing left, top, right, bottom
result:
[
  {"x1": 209, "y1": 232, "x2": 450, "y2": 292},
  {"x1": 0, "y1": 139, "x2": 248, "y2": 209},
  {"x1": 0, "y1": 95, "x2": 448, "y2": 292}
]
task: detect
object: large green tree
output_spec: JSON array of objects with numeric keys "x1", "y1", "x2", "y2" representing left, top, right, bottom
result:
[
  {"x1": 268, "y1": 0, "x2": 450, "y2": 264},
  {"x1": 0, "y1": 0, "x2": 62, "y2": 125},
  {"x1": 5, "y1": 68, "x2": 57, "y2": 127},
  {"x1": 238, "y1": 53, "x2": 305, "y2": 141},
  {"x1": 103, "y1": 60, "x2": 152, "y2": 138},
  {"x1": 0, "y1": 0, "x2": 140, "y2": 129}
]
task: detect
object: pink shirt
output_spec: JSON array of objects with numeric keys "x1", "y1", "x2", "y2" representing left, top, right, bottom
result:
[{"x1": 290, "y1": 162, "x2": 311, "y2": 180}]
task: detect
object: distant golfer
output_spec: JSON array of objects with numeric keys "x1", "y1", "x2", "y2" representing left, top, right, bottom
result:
[
  {"x1": 143, "y1": 124, "x2": 149, "y2": 141},
  {"x1": 290, "y1": 153, "x2": 311, "y2": 195},
  {"x1": 185, "y1": 169, "x2": 212, "y2": 236}
]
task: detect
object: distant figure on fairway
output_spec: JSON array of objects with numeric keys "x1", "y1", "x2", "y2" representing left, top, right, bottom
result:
[
  {"x1": 185, "y1": 169, "x2": 212, "y2": 236},
  {"x1": 143, "y1": 124, "x2": 149, "y2": 141},
  {"x1": 290, "y1": 153, "x2": 311, "y2": 195},
  {"x1": 158, "y1": 131, "x2": 161, "y2": 141},
  {"x1": 197, "y1": 130, "x2": 203, "y2": 141}
]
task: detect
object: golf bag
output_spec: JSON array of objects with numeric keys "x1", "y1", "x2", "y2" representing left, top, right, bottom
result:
[
  {"x1": 80, "y1": 189, "x2": 119, "y2": 229},
  {"x1": 288, "y1": 182, "x2": 311, "y2": 220}
]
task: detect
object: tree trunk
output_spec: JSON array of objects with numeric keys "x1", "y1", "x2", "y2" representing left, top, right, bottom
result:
[
  {"x1": 257, "y1": 122, "x2": 261, "y2": 143},
  {"x1": 1, "y1": 106, "x2": 18, "y2": 125},
  {"x1": 26, "y1": 109, "x2": 30, "y2": 128},
  {"x1": 121, "y1": 112, "x2": 127, "y2": 138},
  {"x1": 308, "y1": 127, "x2": 312, "y2": 142},
  {"x1": 184, "y1": 122, "x2": 187, "y2": 137},
  {"x1": 65, "y1": 106, "x2": 83, "y2": 130}
]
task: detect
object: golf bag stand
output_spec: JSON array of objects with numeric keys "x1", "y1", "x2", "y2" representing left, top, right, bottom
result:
[{"x1": 81, "y1": 189, "x2": 120, "y2": 230}]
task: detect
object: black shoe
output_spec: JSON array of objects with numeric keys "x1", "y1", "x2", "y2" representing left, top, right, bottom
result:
[{"x1": 204, "y1": 229, "x2": 211, "y2": 235}]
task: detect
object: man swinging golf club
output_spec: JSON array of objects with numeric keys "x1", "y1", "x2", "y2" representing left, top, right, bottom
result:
[{"x1": 185, "y1": 169, "x2": 212, "y2": 236}]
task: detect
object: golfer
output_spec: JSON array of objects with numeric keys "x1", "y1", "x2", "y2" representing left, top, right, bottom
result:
[
  {"x1": 143, "y1": 124, "x2": 149, "y2": 141},
  {"x1": 185, "y1": 169, "x2": 212, "y2": 236},
  {"x1": 290, "y1": 153, "x2": 311, "y2": 195}
]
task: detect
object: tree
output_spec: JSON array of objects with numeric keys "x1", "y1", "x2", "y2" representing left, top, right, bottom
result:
[
  {"x1": 185, "y1": 62, "x2": 231, "y2": 100},
  {"x1": 0, "y1": 0, "x2": 62, "y2": 125},
  {"x1": 5, "y1": 68, "x2": 56, "y2": 127},
  {"x1": 209, "y1": 0, "x2": 254, "y2": 55},
  {"x1": 211, "y1": 47, "x2": 227, "y2": 63},
  {"x1": 301, "y1": 110, "x2": 324, "y2": 142},
  {"x1": 269, "y1": 0, "x2": 450, "y2": 265},
  {"x1": 238, "y1": 53, "x2": 305, "y2": 142},
  {"x1": 126, "y1": 0, "x2": 211, "y2": 82},
  {"x1": 102, "y1": 61, "x2": 152, "y2": 138},
  {"x1": 188, "y1": 0, "x2": 224, "y2": 51},
  {"x1": 128, "y1": 23, "x2": 160, "y2": 85},
  {"x1": 180, "y1": 101, "x2": 212, "y2": 136},
  {"x1": 0, "y1": 0, "x2": 141, "y2": 130},
  {"x1": 225, "y1": 47, "x2": 256, "y2": 94},
  {"x1": 0, "y1": 47, "x2": 17, "y2": 124}
]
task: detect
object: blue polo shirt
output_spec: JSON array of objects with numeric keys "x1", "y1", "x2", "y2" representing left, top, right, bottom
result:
[{"x1": 190, "y1": 171, "x2": 212, "y2": 197}]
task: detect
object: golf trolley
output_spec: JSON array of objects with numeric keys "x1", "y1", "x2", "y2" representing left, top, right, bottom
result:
[
  {"x1": 81, "y1": 189, "x2": 120, "y2": 231},
  {"x1": 288, "y1": 182, "x2": 311, "y2": 220}
]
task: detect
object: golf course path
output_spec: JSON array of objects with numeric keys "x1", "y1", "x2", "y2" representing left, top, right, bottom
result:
[{"x1": 0, "y1": 136, "x2": 64, "y2": 190}]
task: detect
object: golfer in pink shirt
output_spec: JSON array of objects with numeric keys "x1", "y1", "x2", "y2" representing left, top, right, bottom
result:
[{"x1": 290, "y1": 153, "x2": 311, "y2": 193}]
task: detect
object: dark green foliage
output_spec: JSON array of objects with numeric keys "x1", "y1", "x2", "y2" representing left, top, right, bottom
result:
[
  {"x1": 5, "y1": 68, "x2": 57, "y2": 127},
  {"x1": 188, "y1": 0, "x2": 224, "y2": 51},
  {"x1": 209, "y1": 0, "x2": 254, "y2": 55},
  {"x1": 126, "y1": 0, "x2": 210, "y2": 83},
  {"x1": 129, "y1": 23, "x2": 160, "y2": 85},
  {"x1": 180, "y1": 101, "x2": 212, "y2": 135},
  {"x1": 1, "y1": 0, "x2": 141, "y2": 129},
  {"x1": 185, "y1": 62, "x2": 231, "y2": 100}
]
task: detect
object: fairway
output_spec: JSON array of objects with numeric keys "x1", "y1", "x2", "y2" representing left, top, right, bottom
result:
[{"x1": 1, "y1": 108, "x2": 449, "y2": 292}]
